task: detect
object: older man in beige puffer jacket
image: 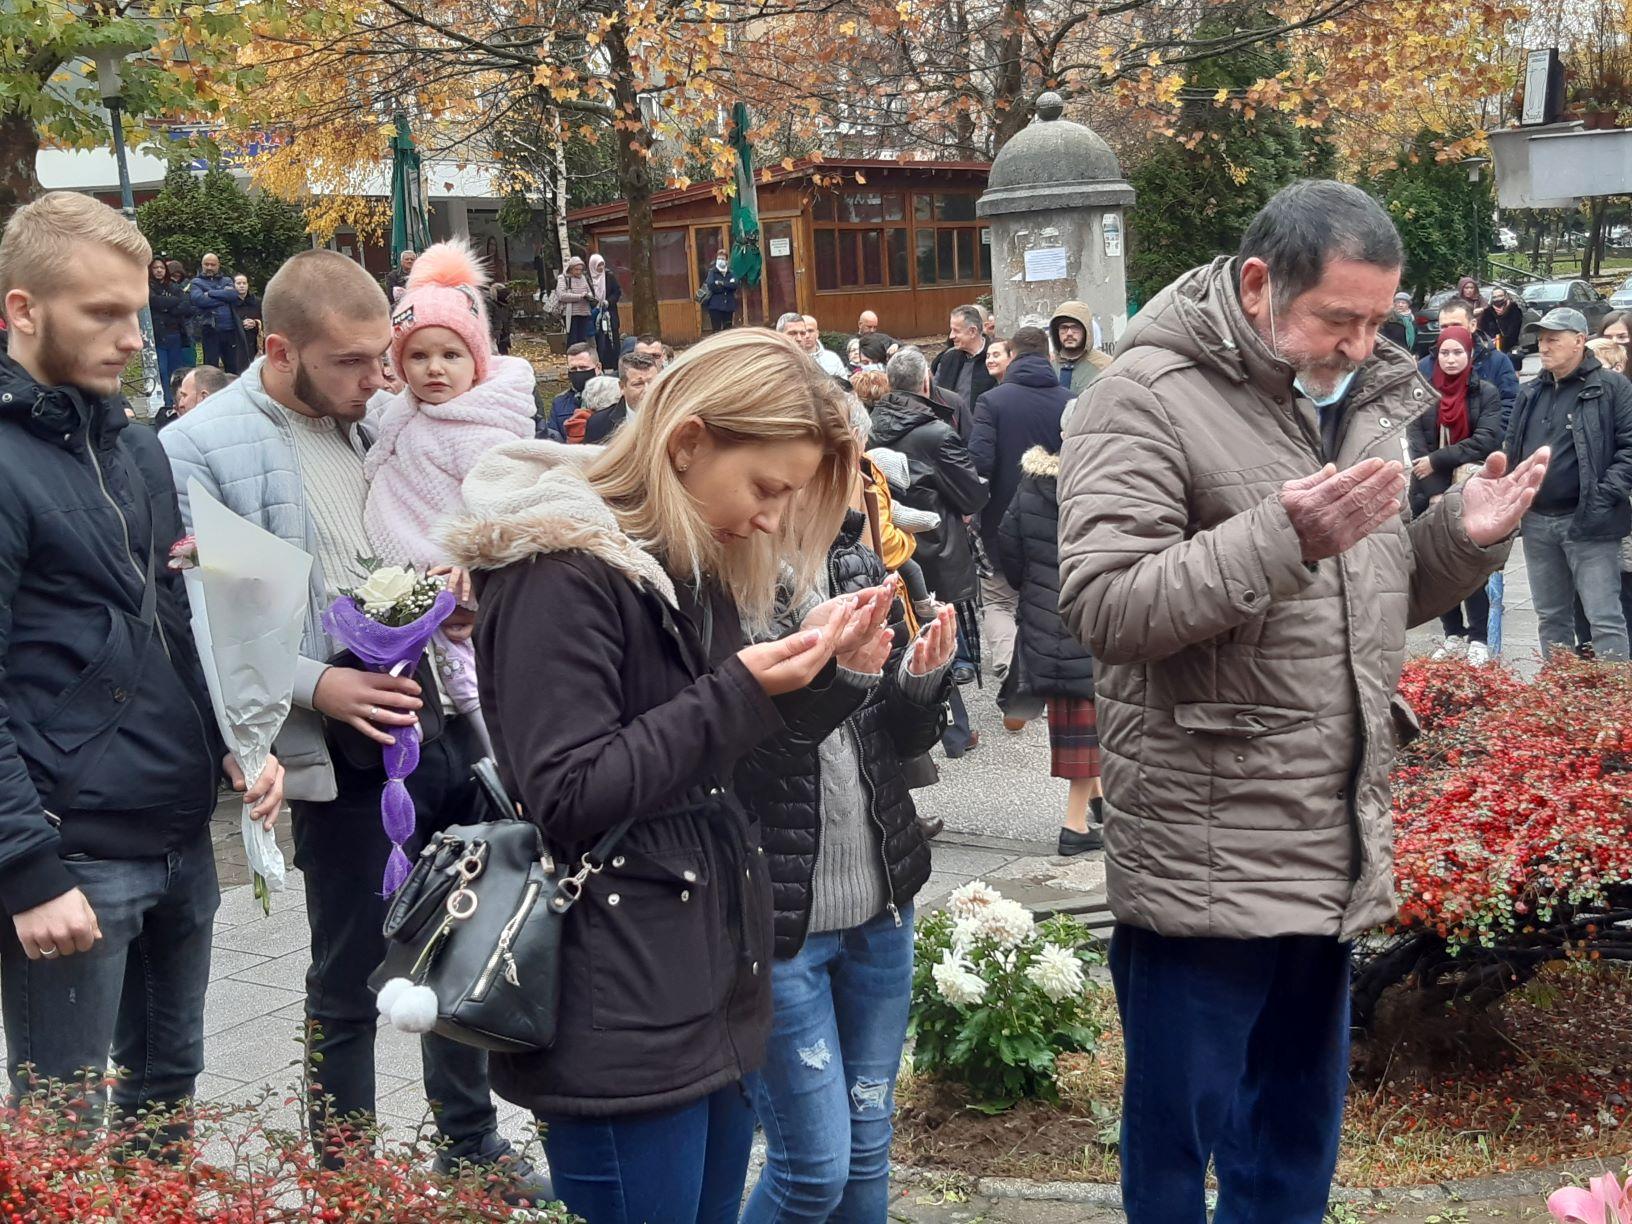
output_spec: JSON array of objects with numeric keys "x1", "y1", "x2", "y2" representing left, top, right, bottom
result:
[{"x1": 1057, "y1": 181, "x2": 1549, "y2": 1224}]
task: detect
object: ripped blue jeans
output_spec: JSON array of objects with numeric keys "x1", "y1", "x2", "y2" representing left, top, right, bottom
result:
[{"x1": 743, "y1": 904, "x2": 914, "y2": 1224}]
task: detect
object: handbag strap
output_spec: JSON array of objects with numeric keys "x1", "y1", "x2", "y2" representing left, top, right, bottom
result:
[{"x1": 44, "y1": 527, "x2": 160, "y2": 817}]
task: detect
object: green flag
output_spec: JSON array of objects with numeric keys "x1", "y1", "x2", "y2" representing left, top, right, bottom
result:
[
  {"x1": 728, "y1": 102, "x2": 762, "y2": 287},
  {"x1": 390, "y1": 115, "x2": 431, "y2": 263}
]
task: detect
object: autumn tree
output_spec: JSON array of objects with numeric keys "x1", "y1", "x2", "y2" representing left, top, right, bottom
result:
[
  {"x1": 136, "y1": 163, "x2": 308, "y2": 284},
  {"x1": 0, "y1": 0, "x2": 270, "y2": 222},
  {"x1": 1124, "y1": 13, "x2": 1334, "y2": 304}
]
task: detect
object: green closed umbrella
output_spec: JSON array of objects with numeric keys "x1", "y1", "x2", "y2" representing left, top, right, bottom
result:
[
  {"x1": 728, "y1": 102, "x2": 762, "y2": 287},
  {"x1": 390, "y1": 114, "x2": 431, "y2": 263}
]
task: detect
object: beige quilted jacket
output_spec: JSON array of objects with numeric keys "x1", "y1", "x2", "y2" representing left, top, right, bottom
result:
[{"x1": 1057, "y1": 258, "x2": 1509, "y2": 941}]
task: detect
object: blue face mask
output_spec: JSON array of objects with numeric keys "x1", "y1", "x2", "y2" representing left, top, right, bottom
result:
[
  {"x1": 1267, "y1": 273, "x2": 1359, "y2": 409},
  {"x1": 1294, "y1": 368, "x2": 1357, "y2": 409}
]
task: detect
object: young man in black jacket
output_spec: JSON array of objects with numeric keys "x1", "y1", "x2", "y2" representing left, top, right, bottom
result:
[
  {"x1": 0, "y1": 193, "x2": 284, "y2": 1128},
  {"x1": 1505, "y1": 307, "x2": 1632, "y2": 659}
]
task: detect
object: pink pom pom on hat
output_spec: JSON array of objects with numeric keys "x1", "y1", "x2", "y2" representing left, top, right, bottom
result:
[{"x1": 390, "y1": 239, "x2": 494, "y2": 385}]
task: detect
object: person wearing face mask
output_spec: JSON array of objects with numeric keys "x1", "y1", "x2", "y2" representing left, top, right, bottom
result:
[
  {"x1": 703, "y1": 249, "x2": 739, "y2": 332},
  {"x1": 543, "y1": 343, "x2": 603, "y2": 440},
  {"x1": 1478, "y1": 288, "x2": 1523, "y2": 354},
  {"x1": 1408, "y1": 326, "x2": 1504, "y2": 664},
  {"x1": 1057, "y1": 180, "x2": 1547, "y2": 1224}
]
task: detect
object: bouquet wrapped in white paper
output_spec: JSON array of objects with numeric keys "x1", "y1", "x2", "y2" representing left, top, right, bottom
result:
[{"x1": 172, "y1": 480, "x2": 314, "y2": 913}]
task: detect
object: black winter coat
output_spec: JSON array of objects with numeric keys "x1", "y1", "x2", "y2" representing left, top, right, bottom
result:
[
  {"x1": 934, "y1": 344, "x2": 996, "y2": 421},
  {"x1": 0, "y1": 352, "x2": 220, "y2": 917},
  {"x1": 1408, "y1": 374, "x2": 1503, "y2": 514},
  {"x1": 868, "y1": 390, "x2": 989, "y2": 603},
  {"x1": 1504, "y1": 354, "x2": 1632, "y2": 542},
  {"x1": 997, "y1": 448, "x2": 1095, "y2": 701},
  {"x1": 738, "y1": 512, "x2": 946, "y2": 960},
  {"x1": 148, "y1": 276, "x2": 194, "y2": 343},
  {"x1": 968, "y1": 353, "x2": 1071, "y2": 553},
  {"x1": 471, "y1": 497, "x2": 861, "y2": 1118}
]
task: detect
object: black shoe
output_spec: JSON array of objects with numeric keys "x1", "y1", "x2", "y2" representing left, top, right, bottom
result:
[
  {"x1": 434, "y1": 1144, "x2": 554, "y2": 1208},
  {"x1": 951, "y1": 663, "x2": 977, "y2": 686},
  {"x1": 917, "y1": 814, "x2": 945, "y2": 841},
  {"x1": 1058, "y1": 825, "x2": 1104, "y2": 856}
]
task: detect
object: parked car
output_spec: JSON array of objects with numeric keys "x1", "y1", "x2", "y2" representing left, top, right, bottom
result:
[
  {"x1": 1522, "y1": 279, "x2": 1613, "y2": 335},
  {"x1": 1609, "y1": 274, "x2": 1632, "y2": 311},
  {"x1": 1412, "y1": 282, "x2": 1540, "y2": 356}
]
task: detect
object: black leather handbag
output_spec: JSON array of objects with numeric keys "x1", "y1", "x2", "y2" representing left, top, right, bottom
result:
[{"x1": 369, "y1": 758, "x2": 631, "y2": 1053}]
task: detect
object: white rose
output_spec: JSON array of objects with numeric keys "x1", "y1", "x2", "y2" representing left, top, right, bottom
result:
[{"x1": 356, "y1": 565, "x2": 418, "y2": 615}]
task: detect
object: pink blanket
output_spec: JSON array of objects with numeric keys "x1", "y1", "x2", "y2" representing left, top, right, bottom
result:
[
  {"x1": 363, "y1": 355, "x2": 536, "y2": 713},
  {"x1": 364, "y1": 354, "x2": 536, "y2": 568}
]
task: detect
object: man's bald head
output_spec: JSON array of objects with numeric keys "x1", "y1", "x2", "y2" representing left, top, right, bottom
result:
[{"x1": 263, "y1": 250, "x2": 388, "y2": 348}]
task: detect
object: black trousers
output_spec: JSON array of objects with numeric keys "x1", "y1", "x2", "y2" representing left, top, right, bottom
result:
[
  {"x1": 290, "y1": 716, "x2": 500, "y2": 1158},
  {"x1": 708, "y1": 309, "x2": 734, "y2": 332}
]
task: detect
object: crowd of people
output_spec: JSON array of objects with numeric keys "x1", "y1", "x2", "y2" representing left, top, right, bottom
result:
[
  {"x1": 0, "y1": 177, "x2": 1612, "y2": 1224},
  {"x1": 1399, "y1": 280, "x2": 1632, "y2": 662},
  {"x1": 145, "y1": 252, "x2": 263, "y2": 411}
]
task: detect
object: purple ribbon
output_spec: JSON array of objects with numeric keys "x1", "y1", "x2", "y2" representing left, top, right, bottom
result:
[{"x1": 323, "y1": 590, "x2": 457, "y2": 894}]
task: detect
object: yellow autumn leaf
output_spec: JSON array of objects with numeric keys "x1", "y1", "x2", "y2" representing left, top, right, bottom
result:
[
  {"x1": 1214, "y1": 87, "x2": 1229, "y2": 102},
  {"x1": 839, "y1": 19, "x2": 857, "y2": 35}
]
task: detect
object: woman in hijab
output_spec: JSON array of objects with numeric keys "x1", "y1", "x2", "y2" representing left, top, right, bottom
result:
[
  {"x1": 1407, "y1": 324, "x2": 1503, "y2": 665},
  {"x1": 556, "y1": 255, "x2": 594, "y2": 346},
  {"x1": 1456, "y1": 276, "x2": 1484, "y2": 312},
  {"x1": 588, "y1": 252, "x2": 623, "y2": 370}
]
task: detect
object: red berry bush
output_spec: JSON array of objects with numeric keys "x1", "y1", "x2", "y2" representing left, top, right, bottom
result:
[
  {"x1": 0, "y1": 1078, "x2": 575, "y2": 1223},
  {"x1": 1354, "y1": 656, "x2": 1632, "y2": 1025}
]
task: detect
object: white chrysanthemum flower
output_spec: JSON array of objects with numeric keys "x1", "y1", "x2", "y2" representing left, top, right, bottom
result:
[
  {"x1": 977, "y1": 897, "x2": 1035, "y2": 948},
  {"x1": 946, "y1": 880, "x2": 1001, "y2": 918},
  {"x1": 1025, "y1": 942, "x2": 1087, "y2": 1002},
  {"x1": 950, "y1": 914, "x2": 983, "y2": 951},
  {"x1": 932, "y1": 950, "x2": 988, "y2": 1007}
]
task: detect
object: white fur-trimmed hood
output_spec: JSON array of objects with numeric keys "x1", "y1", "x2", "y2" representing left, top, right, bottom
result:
[
  {"x1": 437, "y1": 439, "x2": 677, "y2": 606},
  {"x1": 1020, "y1": 445, "x2": 1061, "y2": 478}
]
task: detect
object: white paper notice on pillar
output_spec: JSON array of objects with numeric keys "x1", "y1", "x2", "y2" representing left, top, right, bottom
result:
[
  {"x1": 769, "y1": 237, "x2": 791, "y2": 257},
  {"x1": 1102, "y1": 215, "x2": 1123, "y2": 259},
  {"x1": 1023, "y1": 247, "x2": 1069, "y2": 282}
]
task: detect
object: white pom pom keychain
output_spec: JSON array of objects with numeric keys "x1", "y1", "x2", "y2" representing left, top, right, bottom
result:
[{"x1": 376, "y1": 976, "x2": 440, "y2": 1034}]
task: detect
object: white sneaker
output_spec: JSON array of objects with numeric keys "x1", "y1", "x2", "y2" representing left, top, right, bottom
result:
[
  {"x1": 1467, "y1": 641, "x2": 1493, "y2": 667},
  {"x1": 1432, "y1": 635, "x2": 1467, "y2": 661}
]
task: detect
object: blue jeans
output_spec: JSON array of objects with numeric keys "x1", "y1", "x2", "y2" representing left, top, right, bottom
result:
[
  {"x1": 538, "y1": 1082, "x2": 757, "y2": 1224},
  {"x1": 1522, "y1": 511, "x2": 1628, "y2": 660},
  {"x1": 155, "y1": 338, "x2": 194, "y2": 407},
  {"x1": 744, "y1": 904, "x2": 914, "y2": 1224},
  {"x1": 0, "y1": 827, "x2": 218, "y2": 1126},
  {"x1": 1110, "y1": 925, "x2": 1350, "y2": 1224}
]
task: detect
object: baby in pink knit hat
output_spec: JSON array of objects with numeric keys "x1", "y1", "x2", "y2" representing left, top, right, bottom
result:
[{"x1": 363, "y1": 240, "x2": 536, "y2": 718}]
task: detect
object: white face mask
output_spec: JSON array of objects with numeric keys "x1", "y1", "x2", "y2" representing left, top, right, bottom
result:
[{"x1": 716, "y1": 259, "x2": 729, "y2": 271}]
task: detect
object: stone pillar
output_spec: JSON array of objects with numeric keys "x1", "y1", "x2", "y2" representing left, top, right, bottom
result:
[{"x1": 977, "y1": 93, "x2": 1136, "y2": 348}]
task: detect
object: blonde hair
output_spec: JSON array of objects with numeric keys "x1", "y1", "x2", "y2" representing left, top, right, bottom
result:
[
  {"x1": 0, "y1": 192, "x2": 151, "y2": 303},
  {"x1": 588, "y1": 328, "x2": 857, "y2": 626},
  {"x1": 1589, "y1": 336, "x2": 1627, "y2": 374}
]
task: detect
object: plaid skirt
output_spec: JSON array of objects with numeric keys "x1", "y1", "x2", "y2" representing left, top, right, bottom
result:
[{"x1": 1047, "y1": 697, "x2": 1101, "y2": 780}]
